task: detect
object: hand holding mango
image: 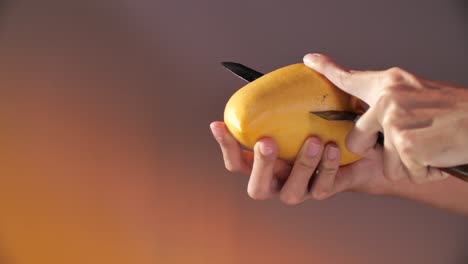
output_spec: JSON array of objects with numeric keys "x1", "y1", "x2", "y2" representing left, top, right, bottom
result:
[
  {"x1": 223, "y1": 63, "x2": 362, "y2": 166},
  {"x1": 211, "y1": 53, "x2": 468, "y2": 215}
]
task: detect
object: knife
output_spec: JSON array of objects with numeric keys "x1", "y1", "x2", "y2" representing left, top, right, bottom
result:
[
  {"x1": 310, "y1": 110, "x2": 468, "y2": 182},
  {"x1": 221, "y1": 61, "x2": 468, "y2": 182},
  {"x1": 221, "y1": 62, "x2": 263, "y2": 82}
]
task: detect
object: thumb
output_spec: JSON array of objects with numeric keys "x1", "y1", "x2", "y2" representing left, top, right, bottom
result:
[
  {"x1": 303, "y1": 53, "x2": 379, "y2": 106},
  {"x1": 345, "y1": 106, "x2": 381, "y2": 155}
]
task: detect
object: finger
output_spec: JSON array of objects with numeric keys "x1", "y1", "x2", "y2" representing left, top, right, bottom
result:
[
  {"x1": 388, "y1": 86, "x2": 452, "y2": 109},
  {"x1": 382, "y1": 134, "x2": 407, "y2": 181},
  {"x1": 421, "y1": 78, "x2": 465, "y2": 90},
  {"x1": 303, "y1": 53, "x2": 382, "y2": 105},
  {"x1": 427, "y1": 168, "x2": 450, "y2": 182},
  {"x1": 247, "y1": 138, "x2": 278, "y2": 200},
  {"x1": 401, "y1": 159, "x2": 432, "y2": 184},
  {"x1": 241, "y1": 150, "x2": 292, "y2": 181},
  {"x1": 346, "y1": 105, "x2": 410, "y2": 183},
  {"x1": 345, "y1": 106, "x2": 381, "y2": 155},
  {"x1": 279, "y1": 137, "x2": 324, "y2": 205},
  {"x1": 210, "y1": 122, "x2": 251, "y2": 174},
  {"x1": 398, "y1": 152, "x2": 448, "y2": 184},
  {"x1": 393, "y1": 115, "x2": 434, "y2": 130},
  {"x1": 310, "y1": 143, "x2": 341, "y2": 200},
  {"x1": 394, "y1": 134, "x2": 438, "y2": 184},
  {"x1": 351, "y1": 104, "x2": 407, "y2": 181},
  {"x1": 331, "y1": 146, "x2": 385, "y2": 194}
]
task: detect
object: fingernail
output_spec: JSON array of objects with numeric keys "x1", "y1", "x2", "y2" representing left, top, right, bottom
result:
[
  {"x1": 259, "y1": 141, "x2": 273, "y2": 156},
  {"x1": 303, "y1": 53, "x2": 321, "y2": 65},
  {"x1": 306, "y1": 138, "x2": 321, "y2": 157},
  {"x1": 327, "y1": 145, "x2": 339, "y2": 160}
]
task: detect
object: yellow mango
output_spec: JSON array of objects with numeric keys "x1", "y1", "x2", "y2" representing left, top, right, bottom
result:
[{"x1": 223, "y1": 63, "x2": 362, "y2": 165}]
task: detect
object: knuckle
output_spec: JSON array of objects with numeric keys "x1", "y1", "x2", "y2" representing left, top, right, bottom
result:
[
  {"x1": 383, "y1": 67, "x2": 422, "y2": 87},
  {"x1": 336, "y1": 70, "x2": 351, "y2": 87},
  {"x1": 312, "y1": 190, "x2": 331, "y2": 200},
  {"x1": 255, "y1": 150, "x2": 276, "y2": 162},
  {"x1": 394, "y1": 132, "x2": 424, "y2": 165},
  {"x1": 411, "y1": 143, "x2": 434, "y2": 167},
  {"x1": 383, "y1": 165, "x2": 402, "y2": 181},
  {"x1": 418, "y1": 155, "x2": 432, "y2": 168},
  {"x1": 381, "y1": 109, "x2": 400, "y2": 129},
  {"x1": 395, "y1": 130, "x2": 417, "y2": 157},
  {"x1": 376, "y1": 89, "x2": 394, "y2": 110},
  {"x1": 225, "y1": 163, "x2": 241, "y2": 173},
  {"x1": 247, "y1": 185, "x2": 272, "y2": 200},
  {"x1": 378, "y1": 85, "x2": 405, "y2": 107},
  {"x1": 428, "y1": 170, "x2": 446, "y2": 181},
  {"x1": 218, "y1": 135, "x2": 235, "y2": 147},
  {"x1": 279, "y1": 192, "x2": 303, "y2": 205},
  {"x1": 296, "y1": 158, "x2": 317, "y2": 171},
  {"x1": 319, "y1": 165, "x2": 338, "y2": 175},
  {"x1": 405, "y1": 167, "x2": 431, "y2": 184},
  {"x1": 384, "y1": 67, "x2": 407, "y2": 85},
  {"x1": 346, "y1": 141, "x2": 363, "y2": 156}
]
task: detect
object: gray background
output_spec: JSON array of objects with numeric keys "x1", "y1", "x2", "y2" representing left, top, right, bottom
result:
[{"x1": 0, "y1": 0, "x2": 467, "y2": 263}]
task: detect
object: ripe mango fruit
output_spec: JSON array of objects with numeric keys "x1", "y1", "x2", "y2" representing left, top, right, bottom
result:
[{"x1": 223, "y1": 63, "x2": 362, "y2": 165}]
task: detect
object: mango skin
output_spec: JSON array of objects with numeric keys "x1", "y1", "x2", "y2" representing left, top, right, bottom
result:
[{"x1": 223, "y1": 63, "x2": 362, "y2": 165}]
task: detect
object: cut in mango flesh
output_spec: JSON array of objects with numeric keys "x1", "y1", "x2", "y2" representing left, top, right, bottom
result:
[{"x1": 223, "y1": 63, "x2": 362, "y2": 165}]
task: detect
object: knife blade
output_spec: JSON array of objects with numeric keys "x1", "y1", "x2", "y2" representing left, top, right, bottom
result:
[
  {"x1": 221, "y1": 61, "x2": 468, "y2": 182},
  {"x1": 221, "y1": 62, "x2": 264, "y2": 82},
  {"x1": 311, "y1": 111, "x2": 468, "y2": 181},
  {"x1": 221, "y1": 62, "x2": 364, "y2": 123},
  {"x1": 310, "y1": 110, "x2": 359, "y2": 122}
]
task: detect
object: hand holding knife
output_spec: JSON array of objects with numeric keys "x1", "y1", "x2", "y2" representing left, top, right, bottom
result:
[{"x1": 221, "y1": 60, "x2": 468, "y2": 182}]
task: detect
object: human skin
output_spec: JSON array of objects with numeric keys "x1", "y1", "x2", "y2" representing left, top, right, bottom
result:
[
  {"x1": 210, "y1": 121, "x2": 468, "y2": 217},
  {"x1": 209, "y1": 53, "x2": 468, "y2": 217},
  {"x1": 303, "y1": 53, "x2": 468, "y2": 184}
]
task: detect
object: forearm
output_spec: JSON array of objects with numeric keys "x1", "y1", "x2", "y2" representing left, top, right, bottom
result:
[{"x1": 384, "y1": 177, "x2": 468, "y2": 217}]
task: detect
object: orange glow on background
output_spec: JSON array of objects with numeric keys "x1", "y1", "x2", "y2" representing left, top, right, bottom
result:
[{"x1": 0, "y1": 1, "x2": 467, "y2": 264}]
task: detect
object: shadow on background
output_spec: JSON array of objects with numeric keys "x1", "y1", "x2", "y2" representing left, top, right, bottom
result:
[
  {"x1": 0, "y1": 0, "x2": 9, "y2": 27},
  {"x1": 0, "y1": 0, "x2": 8, "y2": 14},
  {"x1": 457, "y1": 0, "x2": 468, "y2": 27},
  {"x1": 457, "y1": 0, "x2": 468, "y2": 12}
]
